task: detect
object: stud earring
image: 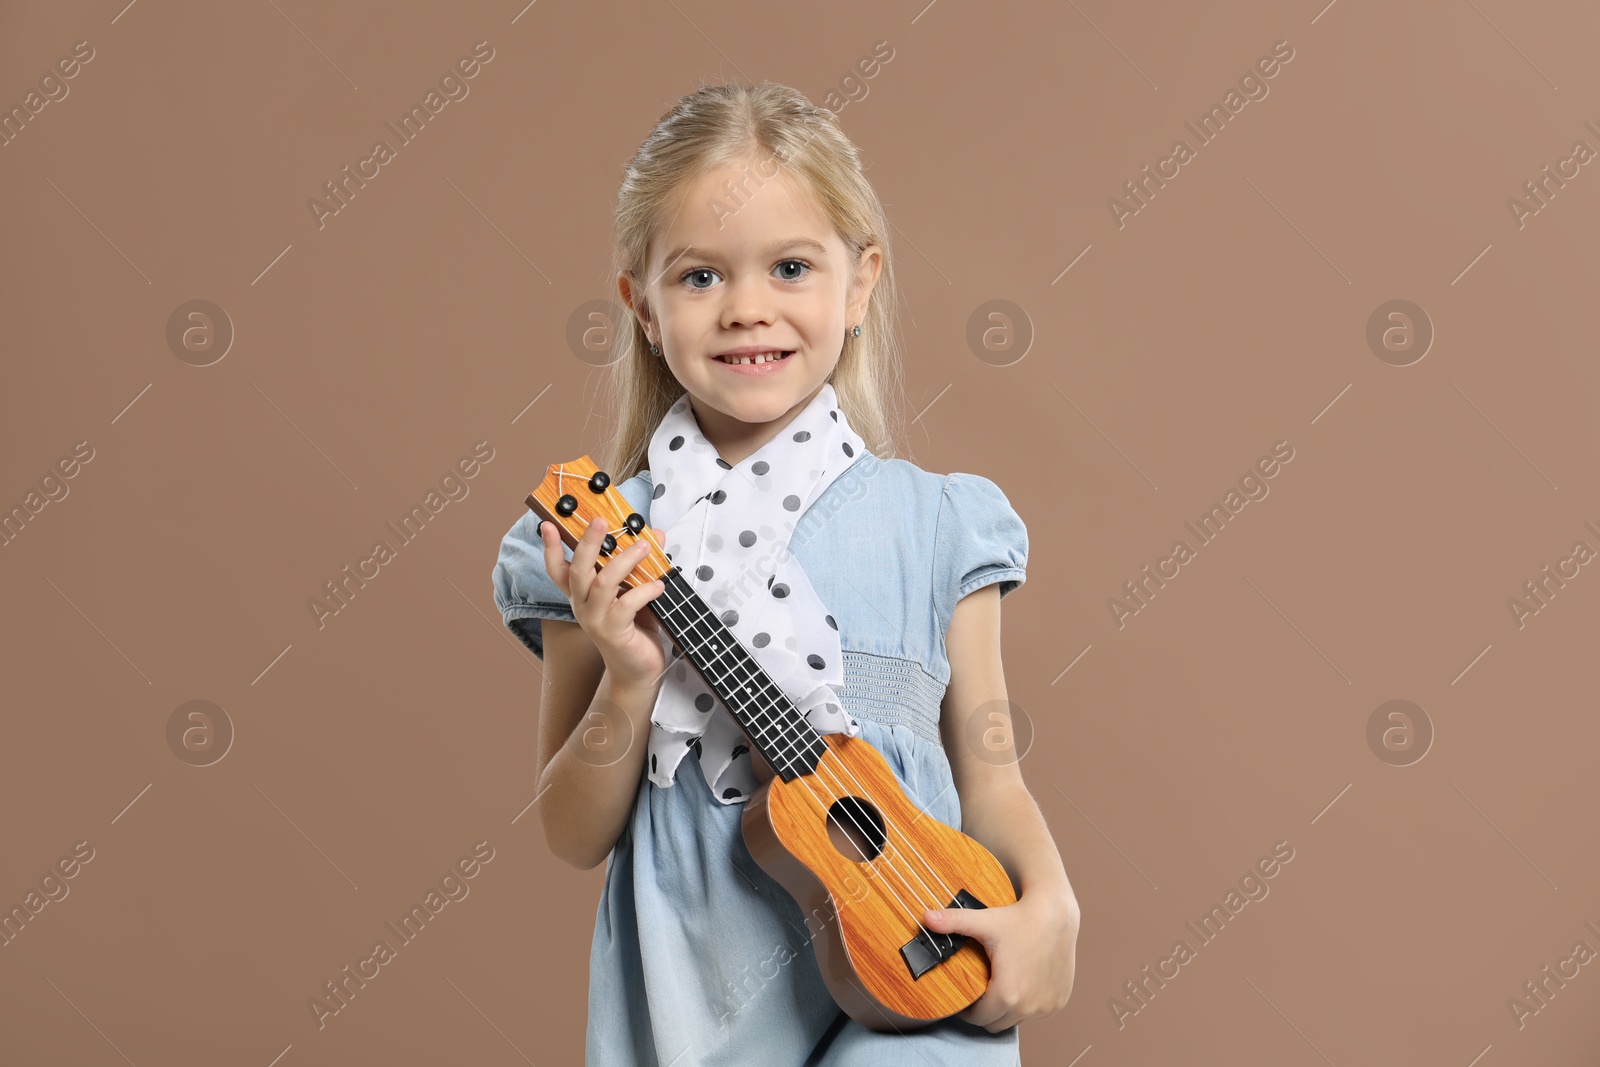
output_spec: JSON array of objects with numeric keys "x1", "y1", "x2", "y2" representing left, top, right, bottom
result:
[
  {"x1": 649, "y1": 342, "x2": 660, "y2": 356},
  {"x1": 850, "y1": 323, "x2": 861, "y2": 338}
]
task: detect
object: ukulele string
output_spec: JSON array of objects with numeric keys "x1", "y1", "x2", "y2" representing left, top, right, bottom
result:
[
  {"x1": 633, "y1": 545, "x2": 970, "y2": 917},
  {"x1": 646, "y1": 565, "x2": 962, "y2": 940},
  {"x1": 564, "y1": 482, "x2": 970, "y2": 938}
]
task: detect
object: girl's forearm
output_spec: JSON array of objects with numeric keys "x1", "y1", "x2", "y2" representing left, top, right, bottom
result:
[
  {"x1": 538, "y1": 670, "x2": 658, "y2": 870},
  {"x1": 963, "y1": 782, "x2": 1077, "y2": 912}
]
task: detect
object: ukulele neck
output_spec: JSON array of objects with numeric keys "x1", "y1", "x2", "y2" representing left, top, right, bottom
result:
[{"x1": 648, "y1": 567, "x2": 825, "y2": 782}]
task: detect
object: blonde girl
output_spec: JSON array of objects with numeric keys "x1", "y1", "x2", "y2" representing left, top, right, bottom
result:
[{"x1": 493, "y1": 81, "x2": 1079, "y2": 1065}]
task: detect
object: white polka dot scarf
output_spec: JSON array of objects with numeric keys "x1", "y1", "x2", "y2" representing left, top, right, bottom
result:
[{"x1": 643, "y1": 382, "x2": 864, "y2": 805}]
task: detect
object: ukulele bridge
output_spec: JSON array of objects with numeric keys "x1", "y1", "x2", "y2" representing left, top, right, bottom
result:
[{"x1": 900, "y1": 888, "x2": 988, "y2": 980}]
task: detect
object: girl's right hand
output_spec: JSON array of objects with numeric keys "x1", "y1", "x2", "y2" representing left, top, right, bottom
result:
[{"x1": 540, "y1": 515, "x2": 669, "y2": 691}]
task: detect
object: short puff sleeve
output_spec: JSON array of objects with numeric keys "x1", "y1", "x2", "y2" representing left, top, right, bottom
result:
[
  {"x1": 490, "y1": 470, "x2": 653, "y2": 658},
  {"x1": 931, "y1": 471, "x2": 1028, "y2": 639}
]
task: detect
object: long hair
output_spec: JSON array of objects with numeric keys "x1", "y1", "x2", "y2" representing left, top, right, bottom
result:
[{"x1": 601, "y1": 81, "x2": 907, "y2": 480}]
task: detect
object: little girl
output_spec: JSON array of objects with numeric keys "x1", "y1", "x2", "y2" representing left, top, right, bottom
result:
[{"x1": 492, "y1": 82, "x2": 1079, "y2": 1065}]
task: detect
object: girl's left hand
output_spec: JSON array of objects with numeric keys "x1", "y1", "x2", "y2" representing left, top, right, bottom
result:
[{"x1": 923, "y1": 886, "x2": 1080, "y2": 1032}]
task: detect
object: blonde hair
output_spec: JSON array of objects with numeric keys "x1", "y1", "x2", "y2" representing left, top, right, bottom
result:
[{"x1": 601, "y1": 81, "x2": 907, "y2": 480}]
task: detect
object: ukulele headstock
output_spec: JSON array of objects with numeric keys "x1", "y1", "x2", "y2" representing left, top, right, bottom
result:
[{"x1": 524, "y1": 455, "x2": 671, "y2": 591}]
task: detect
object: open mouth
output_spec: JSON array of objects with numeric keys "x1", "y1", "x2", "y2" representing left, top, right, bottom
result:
[{"x1": 715, "y1": 351, "x2": 793, "y2": 365}]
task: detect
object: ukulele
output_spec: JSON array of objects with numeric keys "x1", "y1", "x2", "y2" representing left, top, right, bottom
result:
[{"x1": 525, "y1": 456, "x2": 1019, "y2": 1032}]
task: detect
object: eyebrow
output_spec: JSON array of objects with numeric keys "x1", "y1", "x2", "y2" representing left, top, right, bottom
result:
[{"x1": 660, "y1": 237, "x2": 828, "y2": 267}]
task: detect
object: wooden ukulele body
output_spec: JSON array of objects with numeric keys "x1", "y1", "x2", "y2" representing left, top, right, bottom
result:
[{"x1": 741, "y1": 732, "x2": 1018, "y2": 1032}]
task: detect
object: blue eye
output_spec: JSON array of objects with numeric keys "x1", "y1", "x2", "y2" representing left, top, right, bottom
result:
[{"x1": 678, "y1": 259, "x2": 812, "y2": 289}]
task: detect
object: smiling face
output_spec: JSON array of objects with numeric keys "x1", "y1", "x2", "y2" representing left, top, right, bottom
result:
[{"x1": 620, "y1": 159, "x2": 882, "y2": 465}]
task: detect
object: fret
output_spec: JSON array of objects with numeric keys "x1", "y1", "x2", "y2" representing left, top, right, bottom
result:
[{"x1": 649, "y1": 568, "x2": 826, "y2": 780}]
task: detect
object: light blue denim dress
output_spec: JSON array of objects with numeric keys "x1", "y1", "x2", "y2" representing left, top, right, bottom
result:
[{"x1": 491, "y1": 450, "x2": 1028, "y2": 1066}]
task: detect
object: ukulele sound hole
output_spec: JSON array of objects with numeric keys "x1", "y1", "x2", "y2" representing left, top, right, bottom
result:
[{"x1": 825, "y1": 796, "x2": 887, "y2": 862}]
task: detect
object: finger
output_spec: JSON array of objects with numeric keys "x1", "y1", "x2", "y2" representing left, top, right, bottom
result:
[
  {"x1": 612, "y1": 573, "x2": 666, "y2": 619},
  {"x1": 567, "y1": 516, "x2": 608, "y2": 605},
  {"x1": 594, "y1": 538, "x2": 654, "y2": 602}
]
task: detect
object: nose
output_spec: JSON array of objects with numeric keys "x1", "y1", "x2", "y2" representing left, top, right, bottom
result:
[{"x1": 719, "y1": 273, "x2": 776, "y2": 330}]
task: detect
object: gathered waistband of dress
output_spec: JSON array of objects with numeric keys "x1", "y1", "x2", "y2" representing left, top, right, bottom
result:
[{"x1": 836, "y1": 651, "x2": 946, "y2": 747}]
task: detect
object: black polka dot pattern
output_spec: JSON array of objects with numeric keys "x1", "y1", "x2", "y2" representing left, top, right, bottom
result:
[{"x1": 639, "y1": 386, "x2": 867, "y2": 807}]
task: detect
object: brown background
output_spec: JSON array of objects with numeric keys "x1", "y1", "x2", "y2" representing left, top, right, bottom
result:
[{"x1": 3, "y1": 0, "x2": 1598, "y2": 1063}]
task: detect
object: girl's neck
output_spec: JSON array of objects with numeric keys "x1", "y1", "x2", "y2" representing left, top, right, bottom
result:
[{"x1": 686, "y1": 382, "x2": 828, "y2": 467}]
